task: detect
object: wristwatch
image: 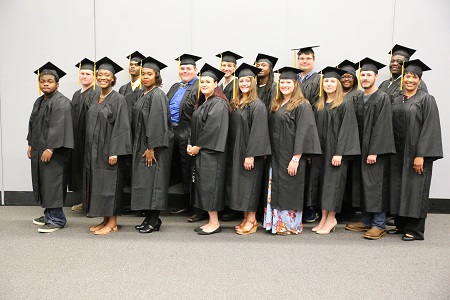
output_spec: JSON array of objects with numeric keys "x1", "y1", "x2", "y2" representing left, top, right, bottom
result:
[{"x1": 291, "y1": 157, "x2": 300, "y2": 163}]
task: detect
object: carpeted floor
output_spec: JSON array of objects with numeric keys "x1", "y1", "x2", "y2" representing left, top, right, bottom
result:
[{"x1": 0, "y1": 206, "x2": 449, "y2": 300}]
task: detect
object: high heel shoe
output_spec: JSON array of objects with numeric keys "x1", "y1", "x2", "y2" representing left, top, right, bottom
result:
[
  {"x1": 312, "y1": 224, "x2": 324, "y2": 232},
  {"x1": 316, "y1": 220, "x2": 337, "y2": 235},
  {"x1": 139, "y1": 218, "x2": 162, "y2": 234},
  {"x1": 135, "y1": 219, "x2": 148, "y2": 230},
  {"x1": 236, "y1": 220, "x2": 258, "y2": 235},
  {"x1": 235, "y1": 219, "x2": 247, "y2": 231}
]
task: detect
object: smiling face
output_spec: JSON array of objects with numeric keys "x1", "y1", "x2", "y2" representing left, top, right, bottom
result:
[
  {"x1": 179, "y1": 64, "x2": 198, "y2": 83},
  {"x1": 403, "y1": 72, "x2": 421, "y2": 93},
  {"x1": 340, "y1": 73, "x2": 355, "y2": 90},
  {"x1": 360, "y1": 71, "x2": 378, "y2": 90},
  {"x1": 200, "y1": 76, "x2": 217, "y2": 98},
  {"x1": 389, "y1": 54, "x2": 408, "y2": 77},
  {"x1": 298, "y1": 53, "x2": 315, "y2": 73},
  {"x1": 255, "y1": 61, "x2": 271, "y2": 78},
  {"x1": 39, "y1": 74, "x2": 59, "y2": 95},
  {"x1": 141, "y1": 68, "x2": 156, "y2": 88},
  {"x1": 279, "y1": 79, "x2": 296, "y2": 97},
  {"x1": 79, "y1": 69, "x2": 94, "y2": 88},
  {"x1": 221, "y1": 62, "x2": 236, "y2": 79},
  {"x1": 323, "y1": 77, "x2": 338, "y2": 94},
  {"x1": 96, "y1": 69, "x2": 114, "y2": 89},
  {"x1": 238, "y1": 76, "x2": 252, "y2": 94}
]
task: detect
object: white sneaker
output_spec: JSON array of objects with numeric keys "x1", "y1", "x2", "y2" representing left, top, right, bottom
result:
[{"x1": 71, "y1": 203, "x2": 83, "y2": 211}]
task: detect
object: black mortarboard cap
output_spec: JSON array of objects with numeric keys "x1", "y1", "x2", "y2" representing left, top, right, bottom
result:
[
  {"x1": 389, "y1": 44, "x2": 416, "y2": 59},
  {"x1": 176, "y1": 54, "x2": 202, "y2": 66},
  {"x1": 216, "y1": 51, "x2": 243, "y2": 64},
  {"x1": 127, "y1": 51, "x2": 146, "y2": 62},
  {"x1": 141, "y1": 56, "x2": 167, "y2": 72},
  {"x1": 403, "y1": 59, "x2": 431, "y2": 78},
  {"x1": 95, "y1": 56, "x2": 123, "y2": 74},
  {"x1": 293, "y1": 45, "x2": 320, "y2": 55},
  {"x1": 34, "y1": 62, "x2": 66, "y2": 81},
  {"x1": 199, "y1": 63, "x2": 225, "y2": 82},
  {"x1": 320, "y1": 66, "x2": 347, "y2": 79},
  {"x1": 235, "y1": 63, "x2": 262, "y2": 78},
  {"x1": 255, "y1": 53, "x2": 278, "y2": 67},
  {"x1": 357, "y1": 57, "x2": 386, "y2": 74},
  {"x1": 275, "y1": 66, "x2": 302, "y2": 80},
  {"x1": 75, "y1": 58, "x2": 95, "y2": 71},
  {"x1": 337, "y1": 59, "x2": 358, "y2": 75}
]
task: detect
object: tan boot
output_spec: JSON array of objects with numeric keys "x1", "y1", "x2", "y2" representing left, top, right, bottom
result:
[
  {"x1": 364, "y1": 227, "x2": 386, "y2": 240},
  {"x1": 345, "y1": 221, "x2": 371, "y2": 232}
]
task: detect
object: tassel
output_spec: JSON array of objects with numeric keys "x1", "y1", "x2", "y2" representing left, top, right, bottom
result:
[
  {"x1": 357, "y1": 62, "x2": 361, "y2": 90},
  {"x1": 78, "y1": 63, "x2": 81, "y2": 86},
  {"x1": 232, "y1": 71, "x2": 236, "y2": 100},
  {"x1": 93, "y1": 64, "x2": 96, "y2": 90},
  {"x1": 275, "y1": 71, "x2": 279, "y2": 100},
  {"x1": 389, "y1": 48, "x2": 393, "y2": 75},
  {"x1": 400, "y1": 64, "x2": 404, "y2": 91},
  {"x1": 219, "y1": 53, "x2": 222, "y2": 69},
  {"x1": 128, "y1": 55, "x2": 131, "y2": 79},
  {"x1": 139, "y1": 60, "x2": 142, "y2": 89},
  {"x1": 178, "y1": 57, "x2": 181, "y2": 81},
  {"x1": 293, "y1": 50, "x2": 297, "y2": 68},
  {"x1": 197, "y1": 74, "x2": 201, "y2": 99},
  {"x1": 319, "y1": 72, "x2": 323, "y2": 97},
  {"x1": 37, "y1": 69, "x2": 41, "y2": 95}
]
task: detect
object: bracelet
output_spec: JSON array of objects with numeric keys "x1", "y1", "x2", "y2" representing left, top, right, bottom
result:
[
  {"x1": 291, "y1": 157, "x2": 300, "y2": 163},
  {"x1": 46, "y1": 149, "x2": 53, "y2": 154}
]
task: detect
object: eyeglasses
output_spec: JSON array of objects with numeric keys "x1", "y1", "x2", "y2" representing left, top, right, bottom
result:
[{"x1": 340, "y1": 76, "x2": 354, "y2": 81}]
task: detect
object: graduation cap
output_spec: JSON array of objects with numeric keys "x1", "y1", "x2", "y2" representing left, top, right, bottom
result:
[
  {"x1": 176, "y1": 54, "x2": 202, "y2": 66},
  {"x1": 357, "y1": 57, "x2": 386, "y2": 74},
  {"x1": 403, "y1": 59, "x2": 431, "y2": 78},
  {"x1": 127, "y1": 51, "x2": 146, "y2": 63},
  {"x1": 255, "y1": 53, "x2": 278, "y2": 68},
  {"x1": 96, "y1": 56, "x2": 123, "y2": 74},
  {"x1": 320, "y1": 66, "x2": 347, "y2": 79},
  {"x1": 35, "y1": 61, "x2": 66, "y2": 81},
  {"x1": 337, "y1": 59, "x2": 358, "y2": 76},
  {"x1": 293, "y1": 45, "x2": 319, "y2": 55},
  {"x1": 141, "y1": 56, "x2": 167, "y2": 72},
  {"x1": 273, "y1": 66, "x2": 302, "y2": 99},
  {"x1": 389, "y1": 44, "x2": 416, "y2": 59},
  {"x1": 76, "y1": 58, "x2": 95, "y2": 71},
  {"x1": 216, "y1": 51, "x2": 243, "y2": 66},
  {"x1": 235, "y1": 63, "x2": 261, "y2": 78},
  {"x1": 198, "y1": 63, "x2": 225, "y2": 82}
]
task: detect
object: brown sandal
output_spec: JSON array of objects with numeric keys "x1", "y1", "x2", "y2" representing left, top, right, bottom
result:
[
  {"x1": 89, "y1": 222, "x2": 107, "y2": 232},
  {"x1": 94, "y1": 225, "x2": 118, "y2": 235},
  {"x1": 235, "y1": 219, "x2": 247, "y2": 231},
  {"x1": 236, "y1": 220, "x2": 258, "y2": 235}
]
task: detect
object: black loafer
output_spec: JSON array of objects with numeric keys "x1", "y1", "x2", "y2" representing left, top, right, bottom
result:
[
  {"x1": 188, "y1": 213, "x2": 208, "y2": 223},
  {"x1": 139, "y1": 219, "x2": 162, "y2": 234},
  {"x1": 197, "y1": 227, "x2": 222, "y2": 235},
  {"x1": 387, "y1": 228, "x2": 401, "y2": 235},
  {"x1": 401, "y1": 234, "x2": 416, "y2": 241},
  {"x1": 135, "y1": 220, "x2": 148, "y2": 230},
  {"x1": 194, "y1": 226, "x2": 203, "y2": 232}
]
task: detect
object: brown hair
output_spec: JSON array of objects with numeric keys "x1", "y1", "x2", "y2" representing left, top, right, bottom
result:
[
  {"x1": 270, "y1": 80, "x2": 308, "y2": 112},
  {"x1": 231, "y1": 76, "x2": 258, "y2": 109},
  {"x1": 195, "y1": 83, "x2": 231, "y2": 112},
  {"x1": 315, "y1": 79, "x2": 344, "y2": 111}
]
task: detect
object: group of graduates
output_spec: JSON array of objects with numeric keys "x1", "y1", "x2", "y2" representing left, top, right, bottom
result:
[{"x1": 27, "y1": 44, "x2": 443, "y2": 241}]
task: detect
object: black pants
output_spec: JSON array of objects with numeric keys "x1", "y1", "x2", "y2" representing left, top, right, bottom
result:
[{"x1": 395, "y1": 215, "x2": 426, "y2": 240}]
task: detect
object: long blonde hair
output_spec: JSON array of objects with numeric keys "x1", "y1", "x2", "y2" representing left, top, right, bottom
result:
[
  {"x1": 315, "y1": 79, "x2": 344, "y2": 111},
  {"x1": 231, "y1": 76, "x2": 258, "y2": 109},
  {"x1": 271, "y1": 80, "x2": 308, "y2": 112}
]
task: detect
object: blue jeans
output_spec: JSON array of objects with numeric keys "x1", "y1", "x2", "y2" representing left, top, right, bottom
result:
[
  {"x1": 361, "y1": 211, "x2": 386, "y2": 230},
  {"x1": 44, "y1": 208, "x2": 67, "y2": 228}
]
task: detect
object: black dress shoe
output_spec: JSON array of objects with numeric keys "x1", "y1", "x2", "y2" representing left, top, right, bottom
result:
[
  {"x1": 188, "y1": 213, "x2": 208, "y2": 223},
  {"x1": 194, "y1": 226, "x2": 203, "y2": 232},
  {"x1": 221, "y1": 210, "x2": 242, "y2": 222},
  {"x1": 387, "y1": 228, "x2": 401, "y2": 235},
  {"x1": 197, "y1": 226, "x2": 222, "y2": 235},
  {"x1": 169, "y1": 207, "x2": 191, "y2": 215},
  {"x1": 139, "y1": 219, "x2": 162, "y2": 234},
  {"x1": 401, "y1": 234, "x2": 416, "y2": 241},
  {"x1": 135, "y1": 220, "x2": 148, "y2": 230}
]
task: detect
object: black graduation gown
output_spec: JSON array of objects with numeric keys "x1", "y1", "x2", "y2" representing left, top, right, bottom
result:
[
  {"x1": 299, "y1": 73, "x2": 320, "y2": 105},
  {"x1": 219, "y1": 78, "x2": 235, "y2": 101},
  {"x1": 68, "y1": 85, "x2": 98, "y2": 192},
  {"x1": 226, "y1": 99, "x2": 271, "y2": 212},
  {"x1": 379, "y1": 77, "x2": 428, "y2": 103},
  {"x1": 257, "y1": 82, "x2": 277, "y2": 109},
  {"x1": 131, "y1": 88, "x2": 174, "y2": 211},
  {"x1": 84, "y1": 91, "x2": 132, "y2": 217},
  {"x1": 390, "y1": 90, "x2": 443, "y2": 218},
  {"x1": 269, "y1": 102, "x2": 321, "y2": 210},
  {"x1": 190, "y1": 97, "x2": 229, "y2": 212},
  {"x1": 166, "y1": 80, "x2": 198, "y2": 193},
  {"x1": 119, "y1": 82, "x2": 143, "y2": 122},
  {"x1": 307, "y1": 100, "x2": 360, "y2": 213},
  {"x1": 27, "y1": 91, "x2": 74, "y2": 208},
  {"x1": 353, "y1": 90, "x2": 395, "y2": 213}
]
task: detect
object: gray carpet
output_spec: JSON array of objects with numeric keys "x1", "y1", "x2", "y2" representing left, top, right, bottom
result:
[{"x1": 0, "y1": 206, "x2": 449, "y2": 300}]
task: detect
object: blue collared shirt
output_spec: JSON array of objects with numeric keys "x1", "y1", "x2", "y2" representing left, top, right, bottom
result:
[
  {"x1": 169, "y1": 77, "x2": 197, "y2": 123},
  {"x1": 298, "y1": 70, "x2": 316, "y2": 83}
]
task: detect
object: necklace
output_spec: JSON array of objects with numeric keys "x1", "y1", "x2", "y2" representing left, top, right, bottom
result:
[{"x1": 98, "y1": 90, "x2": 113, "y2": 103}]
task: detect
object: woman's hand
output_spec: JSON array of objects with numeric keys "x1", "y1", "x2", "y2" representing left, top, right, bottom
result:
[
  {"x1": 27, "y1": 146, "x2": 32, "y2": 159},
  {"x1": 287, "y1": 155, "x2": 301, "y2": 176},
  {"x1": 143, "y1": 148, "x2": 156, "y2": 167},
  {"x1": 414, "y1": 156, "x2": 424, "y2": 174},
  {"x1": 188, "y1": 146, "x2": 201, "y2": 156},
  {"x1": 332, "y1": 155, "x2": 342, "y2": 167},
  {"x1": 367, "y1": 154, "x2": 377, "y2": 164},
  {"x1": 108, "y1": 156, "x2": 118, "y2": 166},
  {"x1": 41, "y1": 149, "x2": 53, "y2": 163},
  {"x1": 244, "y1": 157, "x2": 254, "y2": 171}
]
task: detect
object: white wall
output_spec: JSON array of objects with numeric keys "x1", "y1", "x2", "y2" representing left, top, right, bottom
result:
[{"x1": 0, "y1": 0, "x2": 448, "y2": 198}]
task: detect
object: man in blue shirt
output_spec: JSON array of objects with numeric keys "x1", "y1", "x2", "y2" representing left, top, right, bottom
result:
[{"x1": 166, "y1": 54, "x2": 207, "y2": 222}]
